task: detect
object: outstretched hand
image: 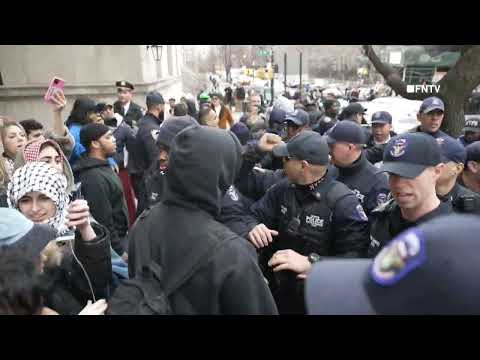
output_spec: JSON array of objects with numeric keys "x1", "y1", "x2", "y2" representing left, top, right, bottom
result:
[{"x1": 51, "y1": 89, "x2": 67, "y2": 112}]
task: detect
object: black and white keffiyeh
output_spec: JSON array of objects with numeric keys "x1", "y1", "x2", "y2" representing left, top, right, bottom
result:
[{"x1": 7, "y1": 162, "x2": 69, "y2": 232}]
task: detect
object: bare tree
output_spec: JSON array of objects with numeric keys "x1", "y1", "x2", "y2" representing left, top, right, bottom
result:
[{"x1": 363, "y1": 45, "x2": 480, "y2": 136}]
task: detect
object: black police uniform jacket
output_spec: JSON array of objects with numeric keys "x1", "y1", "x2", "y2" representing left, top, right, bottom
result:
[
  {"x1": 113, "y1": 100, "x2": 143, "y2": 128},
  {"x1": 368, "y1": 198, "x2": 454, "y2": 257},
  {"x1": 333, "y1": 152, "x2": 390, "y2": 216},
  {"x1": 135, "y1": 113, "x2": 162, "y2": 173},
  {"x1": 109, "y1": 120, "x2": 137, "y2": 169},
  {"x1": 128, "y1": 126, "x2": 278, "y2": 314},
  {"x1": 144, "y1": 160, "x2": 258, "y2": 239},
  {"x1": 365, "y1": 131, "x2": 397, "y2": 165},
  {"x1": 250, "y1": 175, "x2": 371, "y2": 260},
  {"x1": 438, "y1": 182, "x2": 480, "y2": 215}
]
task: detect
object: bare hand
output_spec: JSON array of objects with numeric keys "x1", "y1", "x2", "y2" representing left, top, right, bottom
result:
[
  {"x1": 51, "y1": 89, "x2": 67, "y2": 112},
  {"x1": 78, "y1": 299, "x2": 108, "y2": 315},
  {"x1": 268, "y1": 249, "x2": 311, "y2": 275},
  {"x1": 121, "y1": 252, "x2": 128, "y2": 263},
  {"x1": 257, "y1": 133, "x2": 283, "y2": 153},
  {"x1": 248, "y1": 224, "x2": 278, "y2": 249},
  {"x1": 66, "y1": 200, "x2": 96, "y2": 241}
]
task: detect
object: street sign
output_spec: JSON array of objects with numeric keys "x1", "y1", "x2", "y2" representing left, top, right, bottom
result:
[{"x1": 258, "y1": 50, "x2": 271, "y2": 57}]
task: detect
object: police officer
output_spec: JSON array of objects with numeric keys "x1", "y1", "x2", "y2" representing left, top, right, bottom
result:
[
  {"x1": 368, "y1": 133, "x2": 454, "y2": 257},
  {"x1": 365, "y1": 111, "x2": 397, "y2": 167},
  {"x1": 306, "y1": 214, "x2": 480, "y2": 315},
  {"x1": 326, "y1": 121, "x2": 390, "y2": 215},
  {"x1": 458, "y1": 117, "x2": 480, "y2": 147},
  {"x1": 248, "y1": 131, "x2": 370, "y2": 314},
  {"x1": 113, "y1": 81, "x2": 144, "y2": 128},
  {"x1": 313, "y1": 99, "x2": 340, "y2": 135},
  {"x1": 436, "y1": 135, "x2": 480, "y2": 214},
  {"x1": 459, "y1": 141, "x2": 480, "y2": 194},
  {"x1": 283, "y1": 109, "x2": 310, "y2": 141},
  {"x1": 409, "y1": 96, "x2": 453, "y2": 141}
]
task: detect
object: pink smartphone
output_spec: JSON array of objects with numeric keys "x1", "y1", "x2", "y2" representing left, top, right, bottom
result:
[{"x1": 44, "y1": 76, "x2": 65, "y2": 103}]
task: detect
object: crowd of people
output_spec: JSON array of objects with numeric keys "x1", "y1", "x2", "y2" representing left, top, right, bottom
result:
[{"x1": 1, "y1": 78, "x2": 480, "y2": 315}]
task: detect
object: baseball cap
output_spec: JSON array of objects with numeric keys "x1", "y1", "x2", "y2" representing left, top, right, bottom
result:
[
  {"x1": 80, "y1": 123, "x2": 110, "y2": 149},
  {"x1": 380, "y1": 133, "x2": 441, "y2": 179},
  {"x1": 464, "y1": 117, "x2": 480, "y2": 133},
  {"x1": 306, "y1": 214, "x2": 480, "y2": 315},
  {"x1": 269, "y1": 109, "x2": 287, "y2": 124},
  {"x1": 146, "y1": 91, "x2": 165, "y2": 107},
  {"x1": 116, "y1": 80, "x2": 134, "y2": 90},
  {"x1": 419, "y1": 96, "x2": 444, "y2": 114},
  {"x1": 342, "y1": 103, "x2": 367, "y2": 116},
  {"x1": 465, "y1": 141, "x2": 480, "y2": 163},
  {"x1": 326, "y1": 120, "x2": 367, "y2": 145},
  {"x1": 437, "y1": 135, "x2": 466, "y2": 164},
  {"x1": 199, "y1": 92, "x2": 211, "y2": 102},
  {"x1": 0, "y1": 208, "x2": 57, "y2": 259},
  {"x1": 284, "y1": 109, "x2": 309, "y2": 127},
  {"x1": 272, "y1": 130, "x2": 329, "y2": 166},
  {"x1": 371, "y1": 111, "x2": 392, "y2": 125}
]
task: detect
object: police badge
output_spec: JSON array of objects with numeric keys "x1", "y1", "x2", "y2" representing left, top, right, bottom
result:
[{"x1": 390, "y1": 138, "x2": 407, "y2": 158}]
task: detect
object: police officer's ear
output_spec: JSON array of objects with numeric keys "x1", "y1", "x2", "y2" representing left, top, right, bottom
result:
[
  {"x1": 467, "y1": 160, "x2": 480, "y2": 174},
  {"x1": 455, "y1": 162, "x2": 465, "y2": 175},
  {"x1": 300, "y1": 160, "x2": 310, "y2": 171},
  {"x1": 433, "y1": 163, "x2": 445, "y2": 179}
]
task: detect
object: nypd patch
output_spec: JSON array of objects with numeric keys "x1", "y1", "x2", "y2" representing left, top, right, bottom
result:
[
  {"x1": 356, "y1": 204, "x2": 368, "y2": 222},
  {"x1": 371, "y1": 228, "x2": 426, "y2": 286},
  {"x1": 376, "y1": 193, "x2": 388, "y2": 207},
  {"x1": 390, "y1": 138, "x2": 407, "y2": 158}
]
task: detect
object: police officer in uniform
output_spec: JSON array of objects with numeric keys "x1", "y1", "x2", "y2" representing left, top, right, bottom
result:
[
  {"x1": 436, "y1": 135, "x2": 480, "y2": 214},
  {"x1": 113, "y1": 81, "x2": 144, "y2": 128},
  {"x1": 313, "y1": 99, "x2": 340, "y2": 135},
  {"x1": 365, "y1": 111, "x2": 397, "y2": 167},
  {"x1": 368, "y1": 133, "x2": 454, "y2": 257},
  {"x1": 326, "y1": 121, "x2": 390, "y2": 216},
  {"x1": 409, "y1": 97, "x2": 455, "y2": 143},
  {"x1": 458, "y1": 141, "x2": 480, "y2": 195},
  {"x1": 248, "y1": 131, "x2": 370, "y2": 314},
  {"x1": 458, "y1": 117, "x2": 480, "y2": 147}
]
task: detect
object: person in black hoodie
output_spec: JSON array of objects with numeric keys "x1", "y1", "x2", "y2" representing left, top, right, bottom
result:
[
  {"x1": 128, "y1": 125, "x2": 278, "y2": 315},
  {"x1": 144, "y1": 116, "x2": 258, "y2": 239},
  {"x1": 74, "y1": 124, "x2": 129, "y2": 259}
]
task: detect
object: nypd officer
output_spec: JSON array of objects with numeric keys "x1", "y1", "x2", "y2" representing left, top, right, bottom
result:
[
  {"x1": 459, "y1": 117, "x2": 480, "y2": 147},
  {"x1": 327, "y1": 121, "x2": 390, "y2": 216},
  {"x1": 248, "y1": 130, "x2": 370, "y2": 314},
  {"x1": 113, "y1": 80, "x2": 144, "y2": 128},
  {"x1": 436, "y1": 135, "x2": 480, "y2": 214},
  {"x1": 365, "y1": 111, "x2": 397, "y2": 167},
  {"x1": 368, "y1": 133, "x2": 454, "y2": 257}
]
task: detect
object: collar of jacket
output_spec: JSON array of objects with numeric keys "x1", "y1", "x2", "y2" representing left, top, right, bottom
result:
[
  {"x1": 438, "y1": 182, "x2": 461, "y2": 202},
  {"x1": 291, "y1": 171, "x2": 330, "y2": 201},
  {"x1": 413, "y1": 125, "x2": 445, "y2": 139},
  {"x1": 146, "y1": 112, "x2": 162, "y2": 125},
  {"x1": 337, "y1": 152, "x2": 367, "y2": 177}
]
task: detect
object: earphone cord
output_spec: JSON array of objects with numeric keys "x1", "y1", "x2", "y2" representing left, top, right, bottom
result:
[{"x1": 69, "y1": 238, "x2": 96, "y2": 303}]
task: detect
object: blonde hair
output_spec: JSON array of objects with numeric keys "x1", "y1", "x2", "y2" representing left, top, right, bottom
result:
[{"x1": 0, "y1": 118, "x2": 26, "y2": 189}]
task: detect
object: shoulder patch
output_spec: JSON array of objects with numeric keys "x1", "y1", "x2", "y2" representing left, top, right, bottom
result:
[
  {"x1": 371, "y1": 228, "x2": 426, "y2": 286},
  {"x1": 227, "y1": 186, "x2": 239, "y2": 201},
  {"x1": 376, "y1": 193, "x2": 388, "y2": 207},
  {"x1": 356, "y1": 204, "x2": 369, "y2": 221}
]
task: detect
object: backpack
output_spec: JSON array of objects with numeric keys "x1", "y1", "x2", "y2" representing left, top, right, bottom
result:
[{"x1": 107, "y1": 206, "x2": 227, "y2": 315}]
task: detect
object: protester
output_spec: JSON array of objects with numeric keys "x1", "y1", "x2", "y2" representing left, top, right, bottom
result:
[
  {"x1": 248, "y1": 131, "x2": 370, "y2": 313},
  {"x1": 1, "y1": 119, "x2": 27, "y2": 189},
  {"x1": 113, "y1": 81, "x2": 143, "y2": 128},
  {"x1": 168, "y1": 98, "x2": 176, "y2": 116},
  {"x1": 459, "y1": 141, "x2": 480, "y2": 194},
  {"x1": 74, "y1": 123, "x2": 129, "y2": 259},
  {"x1": 368, "y1": 133, "x2": 454, "y2": 257},
  {"x1": 283, "y1": 109, "x2": 309, "y2": 141},
  {"x1": 19, "y1": 89, "x2": 75, "y2": 159},
  {"x1": 66, "y1": 97, "x2": 97, "y2": 166},
  {"x1": 307, "y1": 214, "x2": 480, "y2": 315},
  {"x1": 198, "y1": 107, "x2": 219, "y2": 127},
  {"x1": 210, "y1": 93, "x2": 234, "y2": 130},
  {"x1": 128, "y1": 125, "x2": 278, "y2": 314},
  {"x1": 327, "y1": 121, "x2": 390, "y2": 215},
  {"x1": 6, "y1": 164, "x2": 113, "y2": 315},
  {"x1": 436, "y1": 135, "x2": 480, "y2": 214},
  {"x1": 15, "y1": 139, "x2": 75, "y2": 194}
]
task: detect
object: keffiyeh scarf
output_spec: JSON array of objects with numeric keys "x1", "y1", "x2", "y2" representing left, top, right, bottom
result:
[{"x1": 7, "y1": 162, "x2": 69, "y2": 232}]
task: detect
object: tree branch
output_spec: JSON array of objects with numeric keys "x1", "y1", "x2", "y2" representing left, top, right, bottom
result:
[{"x1": 362, "y1": 45, "x2": 426, "y2": 100}]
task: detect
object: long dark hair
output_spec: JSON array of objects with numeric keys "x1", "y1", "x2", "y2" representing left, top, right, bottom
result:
[{"x1": 66, "y1": 97, "x2": 97, "y2": 127}]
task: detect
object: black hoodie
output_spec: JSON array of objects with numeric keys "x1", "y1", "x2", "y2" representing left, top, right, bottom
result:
[
  {"x1": 73, "y1": 155, "x2": 129, "y2": 255},
  {"x1": 128, "y1": 125, "x2": 278, "y2": 314}
]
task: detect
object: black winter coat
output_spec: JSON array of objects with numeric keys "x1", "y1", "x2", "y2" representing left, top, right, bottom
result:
[
  {"x1": 113, "y1": 101, "x2": 143, "y2": 128},
  {"x1": 128, "y1": 125, "x2": 278, "y2": 315},
  {"x1": 135, "y1": 113, "x2": 162, "y2": 172},
  {"x1": 73, "y1": 156, "x2": 129, "y2": 255},
  {"x1": 41, "y1": 223, "x2": 113, "y2": 315}
]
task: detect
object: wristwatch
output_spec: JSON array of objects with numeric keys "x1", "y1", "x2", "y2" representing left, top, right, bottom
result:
[{"x1": 308, "y1": 253, "x2": 322, "y2": 264}]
